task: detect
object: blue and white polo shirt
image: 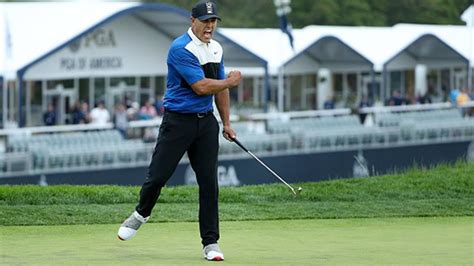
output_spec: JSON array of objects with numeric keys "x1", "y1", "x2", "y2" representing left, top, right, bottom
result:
[{"x1": 163, "y1": 28, "x2": 225, "y2": 113}]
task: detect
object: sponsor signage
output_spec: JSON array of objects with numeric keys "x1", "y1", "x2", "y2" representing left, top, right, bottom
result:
[
  {"x1": 60, "y1": 29, "x2": 122, "y2": 71},
  {"x1": 0, "y1": 141, "x2": 471, "y2": 186},
  {"x1": 185, "y1": 165, "x2": 241, "y2": 186},
  {"x1": 23, "y1": 15, "x2": 170, "y2": 80}
]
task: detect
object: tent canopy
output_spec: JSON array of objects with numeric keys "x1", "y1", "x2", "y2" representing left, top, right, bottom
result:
[
  {"x1": 384, "y1": 33, "x2": 469, "y2": 71},
  {"x1": 1, "y1": 3, "x2": 472, "y2": 79},
  {"x1": 221, "y1": 24, "x2": 473, "y2": 75},
  {"x1": 461, "y1": 4, "x2": 474, "y2": 26},
  {"x1": 288, "y1": 24, "x2": 473, "y2": 72},
  {"x1": 0, "y1": 2, "x2": 267, "y2": 80},
  {"x1": 282, "y1": 36, "x2": 373, "y2": 74}
]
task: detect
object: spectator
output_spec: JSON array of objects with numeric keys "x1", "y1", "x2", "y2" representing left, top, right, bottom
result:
[
  {"x1": 449, "y1": 88, "x2": 460, "y2": 105},
  {"x1": 457, "y1": 88, "x2": 471, "y2": 117},
  {"x1": 114, "y1": 103, "x2": 128, "y2": 138},
  {"x1": 43, "y1": 103, "x2": 57, "y2": 126},
  {"x1": 127, "y1": 101, "x2": 140, "y2": 121},
  {"x1": 71, "y1": 101, "x2": 82, "y2": 124},
  {"x1": 456, "y1": 88, "x2": 471, "y2": 106},
  {"x1": 416, "y1": 92, "x2": 432, "y2": 104},
  {"x1": 358, "y1": 95, "x2": 372, "y2": 124},
  {"x1": 468, "y1": 89, "x2": 474, "y2": 117},
  {"x1": 323, "y1": 96, "x2": 335, "y2": 109},
  {"x1": 90, "y1": 101, "x2": 110, "y2": 126},
  {"x1": 81, "y1": 101, "x2": 91, "y2": 123},
  {"x1": 71, "y1": 100, "x2": 90, "y2": 124},
  {"x1": 387, "y1": 90, "x2": 405, "y2": 106},
  {"x1": 139, "y1": 100, "x2": 157, "y2": 120}
]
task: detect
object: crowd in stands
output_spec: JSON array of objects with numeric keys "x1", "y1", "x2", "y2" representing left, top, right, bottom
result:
[
  {"x1": 42, "y1": 96, "x2": 165, "y2": 135},
  {"x1": 41, "y1": 87, "x2": 472, "y2": 131},
  {"x1": 384, "y1": 88, "x2": 473, "y2": 108},
  {"x1": 43, "y1": 103, "x2": 57, "y2": 126},
  {"x1": 320, "y1": 86, "x2": 473, "y2": 125}
]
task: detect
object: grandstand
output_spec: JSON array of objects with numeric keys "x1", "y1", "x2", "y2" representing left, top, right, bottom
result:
[
  {"x1": 1, "y1": 103, "x2": 473, "y2": 184},
  {"x1": 0, "y1": 2, "x2": 473, "y2": 185},
  {"x1": 1, "y1": 3, "x2": 473, "y2": 129},
  {"x1": 1, "y1": 126, "x2": 153, "y2": 178}
]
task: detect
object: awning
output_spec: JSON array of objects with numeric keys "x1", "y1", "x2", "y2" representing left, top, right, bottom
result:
[
  {"x1": 0, "y1": 2, "x2": 267, "y2": 80},
  {"x1": 282, "y1": 35, "x2": 373, "y2": 74},
  {"x1": 384, "y1": 34, "x2": 469, "y2": 71},
  {"x1": 19, "y1": 4, "x2": 192, "y2": 79}
]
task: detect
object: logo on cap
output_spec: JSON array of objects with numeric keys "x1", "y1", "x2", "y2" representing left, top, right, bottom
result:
[
  {"x1": 192, "y1": 1, "x2": 221, "y2": 21},
  {"x1": 206, "y1": 2, "x2": 213, "y2": 14}
]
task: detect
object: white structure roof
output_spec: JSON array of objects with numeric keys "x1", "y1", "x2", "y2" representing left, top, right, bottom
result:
[
  {"x1": 221, "y1": 24, "x2": 473, "y2": 74},
  {"x1": 461, "y1": 5, "x2": 474, "y2": 26},
  {"x1": 0, "y1": 2, "x2": 266, "y2": 80},
  {"x1": 0, "y1": 2, "x2": 472, "y2": 78},
  {"x1": 218, "y1": 28, "x2": 311, "y2": 74},
  {"x1": 392, "y1": 24, "x2": 473, "y2": 68},
  {"x1": 0, "y1": 2, "x2": 138, "y2": 77}
]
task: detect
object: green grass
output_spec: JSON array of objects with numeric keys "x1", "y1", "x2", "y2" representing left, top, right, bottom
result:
[
  {"x1": 1, "y1": 217, "x2": 472, "y2": 265},
  {"x1": 1, "y1": 163, "x2": 473, "y2": 264},
  {"x1": 0, "y1": 162, "x2": 473, "y2": 226}
]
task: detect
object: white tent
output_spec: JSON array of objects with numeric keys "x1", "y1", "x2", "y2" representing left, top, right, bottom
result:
[
  {"x1": 221, "y1": 24, "x2": 473, "y2": 107},
  {"x1": 461, "y1": 5, "x2": 474, "y2": 26},
  {"x1": 218, "y1": 28, "x2": 309, "y2": 75},
  {"x1": 220, "y1": 27, "x2": 376, "y2": 110},
  {"x1": 1, "y1": 2, "x2": 267, "y2": 79},
  {"x1": 1, "y1": 2, "x2": 473, "y2": 126},
  {"x1": 289, "y1": 24, "x2": 474, "y2": 72},
  {"x1": 0, "y1": 2, "x2": 139, "y2": 78},
  {"x1": 222, "y1": 24, "x2": 474, "y2": 73},
  {"x1": 0, "y1": 2, "x2": 267, "y2": 127}
]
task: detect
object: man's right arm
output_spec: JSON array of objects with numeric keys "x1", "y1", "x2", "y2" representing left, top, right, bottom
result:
[
  {"x1": 169, "y1": 45, "x2": 241, "y2": 95},
  {"x1": 190, "y1": 71, "x2": 241, "y2": 95}
]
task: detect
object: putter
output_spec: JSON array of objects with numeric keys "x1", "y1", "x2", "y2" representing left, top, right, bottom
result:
[{"x1": 231, "y1": 137, "x2": 302, "y2": 196}]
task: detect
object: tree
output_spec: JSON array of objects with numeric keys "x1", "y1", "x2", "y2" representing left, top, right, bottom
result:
[{"x1": 143, "y1": 0, "x2": 472, "y2": 28}]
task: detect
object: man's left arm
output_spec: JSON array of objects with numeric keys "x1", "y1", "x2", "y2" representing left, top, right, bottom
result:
[{"x1": 215, "y1": 89, "x2": 236, "y2": 141}]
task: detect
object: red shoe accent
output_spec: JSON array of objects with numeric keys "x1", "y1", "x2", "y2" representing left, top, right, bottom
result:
[{"x1": 211, "y1": 256, "x2": 223, "y2": 261}]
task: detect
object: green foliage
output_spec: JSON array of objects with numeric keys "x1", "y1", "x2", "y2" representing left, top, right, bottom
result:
[
  {"x1": 143, "y1": 0, "x2": 471, "y2": 28},
  {"x1": 0, "y1": 162, "x2": 472, "y2": 226}
]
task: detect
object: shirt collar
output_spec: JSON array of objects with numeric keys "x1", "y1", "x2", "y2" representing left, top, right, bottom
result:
[{"x1": 187, "y1": 27, "x2": 211, "y2": 46}]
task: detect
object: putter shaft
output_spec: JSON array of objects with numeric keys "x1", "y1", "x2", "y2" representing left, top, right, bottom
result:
[
  {"x1": 246, "y1": 150, "x2": 297, "y2": 195},
  {"x1": 232, "y1": 137, "x2": 298, "y2": 195}
]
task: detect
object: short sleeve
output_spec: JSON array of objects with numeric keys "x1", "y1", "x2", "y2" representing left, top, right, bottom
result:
[
  {"x1": 218, "y1": 55, "x2": 225, "y2": 80},
  {"x1": 168, "y1": 47, "x2": 204, "y2": 85}
]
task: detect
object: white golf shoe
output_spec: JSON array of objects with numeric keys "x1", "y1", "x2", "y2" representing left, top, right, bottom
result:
[
  {"x1": 203, "y1": 243, "x2": 224, "y2": 261},
  {"x1": 117, "y1": 211, "x2": 149, "y2": 241}
]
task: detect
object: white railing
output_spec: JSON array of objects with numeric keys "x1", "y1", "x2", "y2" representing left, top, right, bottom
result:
[
  {"x1": 0, "y1": 123, "x2": 114, "y2": 136},
  {"x1": 360, "y1": 101, "x2": 474, "y2": 114},
  {"x1": 1, "y1": 103, "x2": 473, "y2": 178},
  {"x1": 247, "y1": 108, "x2": 352, "y2": 120}
]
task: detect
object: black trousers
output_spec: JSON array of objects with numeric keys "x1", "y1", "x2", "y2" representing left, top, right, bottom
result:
[{"x1": 135, "y1": 110, "x2": 220, "y2": 247}]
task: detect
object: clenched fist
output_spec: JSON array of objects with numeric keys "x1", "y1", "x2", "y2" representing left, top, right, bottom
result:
[{"x1": 227, "y1": 70, "x2": 242, "y2": 88}]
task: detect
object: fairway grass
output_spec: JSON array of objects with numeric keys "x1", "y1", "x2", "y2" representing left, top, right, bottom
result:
[{"x1": 1, "y1": 217, "x2": 472, "y2": 265}]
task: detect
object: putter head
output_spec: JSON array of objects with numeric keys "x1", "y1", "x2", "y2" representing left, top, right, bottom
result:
[{"x1": 291, "y1": 186, "x2": 303, "y2": 197}]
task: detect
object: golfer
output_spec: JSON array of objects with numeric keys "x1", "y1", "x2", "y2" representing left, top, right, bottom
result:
[{"x1": 117, "y1": 0, "x2": 241, "y2": 261}]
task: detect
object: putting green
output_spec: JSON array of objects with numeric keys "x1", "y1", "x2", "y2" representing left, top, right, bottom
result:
[{"x1": 1, "y1": 217, "x2": 472, "y2": 265}]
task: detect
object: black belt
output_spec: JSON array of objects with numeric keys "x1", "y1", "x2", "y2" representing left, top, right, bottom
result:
[{"x1": 165, "y1": 108, "x2": 213, "y2": 118}]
